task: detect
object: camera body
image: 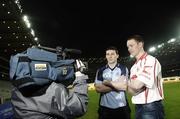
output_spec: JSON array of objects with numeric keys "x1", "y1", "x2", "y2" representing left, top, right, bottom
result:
[{"x1": 9, "y1": 46, "x2": 88, "y2": 92}]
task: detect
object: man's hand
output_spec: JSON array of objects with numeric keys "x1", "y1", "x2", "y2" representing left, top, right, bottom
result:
[
  {"x1": 75, "y1": 59, "x2": 87, "y2": 73},
  {"x1": 111, "y1": 76, "x2": 127, "y2": 91},
  {"x1": 103, "y1": 80, "x2": 113, "y2": 87},
  {"x1": 74, "y1": 71, "x2": 88, "y2": 81},
  {"x1": 75, "y1": 71, "x2": 85, "y2": 77},
  {"x1": 102, "y1": 76, "x2": 128, "y2": 91}
]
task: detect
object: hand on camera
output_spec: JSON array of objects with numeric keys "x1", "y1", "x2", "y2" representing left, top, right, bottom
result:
[{"x1": 75, "y1": 59, "x2": 87, "y2": 73}]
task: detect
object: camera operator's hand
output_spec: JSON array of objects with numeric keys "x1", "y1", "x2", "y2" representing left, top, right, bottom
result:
[
  {"x1": 75, "y1": 71, "x2": 86, "y2": 77},
  {"x1": 75, "y1": 59, "x2": 87, "y2": 73},
  {"x1": 73, "y1": 59, "x2": 88, "y2": 86},
  {"x1": 74, "y1": 71, "x2": 88, "y2": 81}
]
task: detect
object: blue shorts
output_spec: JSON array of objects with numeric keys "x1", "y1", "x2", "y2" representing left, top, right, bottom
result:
[{"x1": 135, "y1": 100, "x2": 165, "y2": 119}]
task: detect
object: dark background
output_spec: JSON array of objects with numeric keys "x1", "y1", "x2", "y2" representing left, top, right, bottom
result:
[
  {"x1": 1, "y1": 0, "x2": 180, "y2": 80},
  {"x1": 20, "y1": 1, "x2": 180, "y2": 57}
]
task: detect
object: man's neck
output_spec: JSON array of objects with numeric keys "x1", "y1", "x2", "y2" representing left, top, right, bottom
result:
[
  {"x1": 108, "y1": 62, "x2": 117, "y2": 69},
  {"x1": 136, "y1": 50, "x2": 146, "y2": 60}
]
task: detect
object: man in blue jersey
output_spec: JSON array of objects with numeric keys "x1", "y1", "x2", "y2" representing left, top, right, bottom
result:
[{"x1": 94, "y1": 46, "x2": 131, "y2": 119}]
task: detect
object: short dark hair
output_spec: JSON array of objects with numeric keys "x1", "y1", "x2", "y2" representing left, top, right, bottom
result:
[
  {"x1": 127, "y1": 35, "x2": 144, "y2": 44},
  {"x1": 106, "y1": 46, "x2": 119, "y2": 54}
]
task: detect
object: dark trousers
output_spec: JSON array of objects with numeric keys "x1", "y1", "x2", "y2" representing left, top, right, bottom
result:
[
  {"x1": 135, "y1": 100, "x2": 165, "y2": 119},
  {"x1": 98, "y1": 106, "x2": 131, "y2": 119}
]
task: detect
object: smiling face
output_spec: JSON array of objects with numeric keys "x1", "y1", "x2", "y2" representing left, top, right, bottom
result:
[
  {"x1": 127, "y1": 38, "x2": 144, "y2": 59},
  {"x1": 106, "y1": 49, "x2": 119, "y2": 65}
]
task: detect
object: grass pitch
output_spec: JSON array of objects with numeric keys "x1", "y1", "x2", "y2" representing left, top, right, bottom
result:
[
  {"x1": 0, "y1": 80, "x2": 180, "y2": 119},
  {"x1": 79, "y1": 82, "x2": 180, "y2": 119}
]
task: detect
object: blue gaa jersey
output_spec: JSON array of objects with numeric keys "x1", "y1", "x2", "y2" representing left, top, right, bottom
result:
[{"x1": 95, "y1": 64, "x2": 128, "y2": 109}]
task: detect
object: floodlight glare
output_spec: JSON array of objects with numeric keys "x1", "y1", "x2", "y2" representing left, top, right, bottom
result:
[
  {"x1": 148, "y1": 47, "x2": 156, "y2": 52},
  {"x1": 167, "y1": 38, "x2": 176, "y2": 43}
]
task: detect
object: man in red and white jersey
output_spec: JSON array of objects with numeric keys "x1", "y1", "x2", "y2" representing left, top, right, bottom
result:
[{"x1": 126, "y1": 35, "x2": 165, "y2": 119}]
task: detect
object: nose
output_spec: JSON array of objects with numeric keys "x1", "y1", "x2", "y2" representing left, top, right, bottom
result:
[{"x1": 108, "y1": 55, "x2": 112, "y2": 58}]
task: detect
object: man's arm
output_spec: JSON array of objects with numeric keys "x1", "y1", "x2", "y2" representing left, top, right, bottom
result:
[
  {"x1": 94, "y1": 67, "x2": 114, "y2": 93},
  {"x1": 94, "y1": 82, "x2": 113, "y2": 93},
  {"x1": 127, "y1": 79, "x2": 145, "y2": 96},
  {"x1": 64, "y1": 72, "x2": 89, "y2": 118},
  {"x1": 111, "y1": 81, "x2": 127, "y2": 91},
  {"x1": 103, "y1": 76, "x2": 127, "y2": 91}
]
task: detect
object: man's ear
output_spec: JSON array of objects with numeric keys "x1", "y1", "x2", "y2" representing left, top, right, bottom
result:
[
  {"x1": 139, "y1": 42, "x2": 143, "y2": 48},
  {"x1": 117, "y1": 54, "x2": 119, "y2": 59}
]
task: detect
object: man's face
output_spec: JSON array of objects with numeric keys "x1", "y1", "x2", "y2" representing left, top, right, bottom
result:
[
  {"x1": 127, "y1": 39, "x2": 142, "y2": 57},
  {"x1": 106, "y1": 50, "x2": 119, "y2": 64}
]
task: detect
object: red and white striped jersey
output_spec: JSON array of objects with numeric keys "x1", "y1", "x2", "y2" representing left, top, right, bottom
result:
[{"x1": 130, "y1": 53, "x2": 164, "y2": 104}]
